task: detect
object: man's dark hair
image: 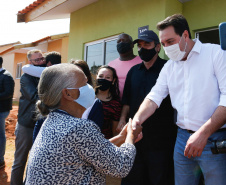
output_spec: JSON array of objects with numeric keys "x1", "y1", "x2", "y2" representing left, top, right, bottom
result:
[
  {"x1": 45, "y1": 51, "x2": 61, "y2": 65},
  {"x1": 119, "y1": 33, "x2": 133, "y2": 44},
  {"x1": 0, "y1": 57, "x2": 3, "y2": 66},
  {"x1": 157, "y1": 14, "x2": 192, "y2": 39}
]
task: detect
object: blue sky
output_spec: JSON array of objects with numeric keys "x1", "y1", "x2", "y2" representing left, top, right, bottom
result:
[{"x1": 0, "y1": 0, "x2": 70, "y2": 45}]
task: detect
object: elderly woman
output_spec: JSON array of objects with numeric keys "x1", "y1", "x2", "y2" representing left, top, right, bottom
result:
[{"x1": 25, "y1": 64, "x2": 142, "y2": 184}]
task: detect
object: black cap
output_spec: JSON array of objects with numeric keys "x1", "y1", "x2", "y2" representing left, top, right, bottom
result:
[{"x1": 133, "y1": 30, "x2": 159, "y2": 44}]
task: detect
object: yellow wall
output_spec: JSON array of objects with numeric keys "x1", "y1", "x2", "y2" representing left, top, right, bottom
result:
[
  {"x1": 2, "y1": 54, "x2": 15, "y2": 76},
  {"x1": 47, "y1": 37, "x2": 69, "y2": 63},
  {"x1": 68, "y1": 0, "x2": 166, "y2": 60},
  {"x1": 48, "y1": 39, "x2": 62, "y2": 53},
  {"x1": 14, "y1": 53, "x2": 27, "y2": 100},
  {"x1": 2, "y1": 53, "x2": 16, "y2": 100},
  {"x1": 164, "y1": 0, "x2": 182, "y2": 17},
  {"x1": 61, "y1": 37, "x2": 69, "y2": 63},
  {"x1": 183, "y1": 0, "x2": 226, "y2": 38},
  {"x1": 36, "y1": 42, "x2": 48, "y2": 53}
]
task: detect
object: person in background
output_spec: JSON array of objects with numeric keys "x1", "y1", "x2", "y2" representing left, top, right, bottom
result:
[
  {"x1": 22, "y1": 51, "x2": 61, "y2": 78},
  {"x1": 120, "y1": 30, "x2": 177, "y2": 185},
  {"x1": 25, "y1": 51, "x2": 62, "y2": 143},
  {"x1": 70, "y1": 59, "x2": 104, "y2": 129},
  {"x1": 95, "y1": 65, "x2": 122, "y2": 138},
  {"x1": 132, "y1": 14, "x2": 226, "y2": 185},
  {"x1": 25, "y1": 63, "x2": 142, "y2": 184},
  {"x1": 108, "y1": 33, "x2": 142, "y2": 99},
  {"x1": 11, "y1": 49, "x2": 45, "y2": 185},
  {"x1": 0, "y1": 56, "x2": 15, "y2": 169},
  {"x1": 70, "y1": 59, "x2": 93, "y2": 86}
]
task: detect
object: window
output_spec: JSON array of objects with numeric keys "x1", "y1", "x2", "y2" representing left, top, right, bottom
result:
[
  {"x1": 16, "y1": 62, "x2": 23, "y2": 79},
  {"x1": 84, "y1": 35, "x2": 119, "y2": 74},
  {"x1": 195, "y1": 28, "x2": 219, "y2": 44}
]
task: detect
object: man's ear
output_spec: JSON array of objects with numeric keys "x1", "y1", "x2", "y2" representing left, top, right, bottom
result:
[
  {"x1": 62, "y1": 89, "x2": 74, "y2": 101},
  {"x1": 46, "y1": 61, "x2": 52, "y2": 67},
  {"x1": 184, "y1": 30, "x2": 189, "y2": 41},
  {"x1": 156, "y1": 43, "x2": 161, "y2": 53}
]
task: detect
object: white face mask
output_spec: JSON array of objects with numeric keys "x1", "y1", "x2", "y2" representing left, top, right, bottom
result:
[
  {"x1": 163, "y1": 36, "x2": 187, "y2": 61},
  {"x1": 67, "y1": 84, "x2": 95, "y2": 109}
]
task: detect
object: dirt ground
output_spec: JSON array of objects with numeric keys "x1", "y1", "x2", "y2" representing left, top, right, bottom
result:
[
  {"x1": 0, "y1": 106, "x2": 17, "y2": 185},
  {"x1": 0, "y1": 106, "x2": 121, "y2": 185}
]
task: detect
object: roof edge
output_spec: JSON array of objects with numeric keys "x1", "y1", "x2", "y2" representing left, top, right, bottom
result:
[{"x1": 0, "y1": 32, "x2": 69, "y2": 55}]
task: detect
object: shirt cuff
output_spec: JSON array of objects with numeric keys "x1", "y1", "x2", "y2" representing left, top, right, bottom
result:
[
  {"x1": 219, "y1": 94, "x2": 226, "y2": 107},
  {"x1": 145, "y1": 91, "x2": 163, "y2": 108}
]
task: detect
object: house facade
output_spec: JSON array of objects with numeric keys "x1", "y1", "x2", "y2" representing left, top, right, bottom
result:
[
  {"x1": 17, "y1": 0, "x2": 226, "y2": 72},
  {"x1": 0, "y1": 33, "x2": 69, "y2": 100}
]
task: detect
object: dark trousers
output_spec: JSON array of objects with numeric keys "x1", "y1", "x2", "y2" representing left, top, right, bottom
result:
[
  {"x1": 122, "y1": 129, "x2": 176, "y2": 185},
  {"x1": 11, "y1": 123, "x2": 33, "y2": 185}
]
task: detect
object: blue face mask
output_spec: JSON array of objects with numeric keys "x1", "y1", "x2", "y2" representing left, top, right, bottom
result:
[{"x1": 67, "y1": 84, "x2": 95, "y2": 109}]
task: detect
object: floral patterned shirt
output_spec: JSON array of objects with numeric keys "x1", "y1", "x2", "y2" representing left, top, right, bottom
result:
[{"x1": 26, "y1": 110, "x2": 136, "y2": 185}]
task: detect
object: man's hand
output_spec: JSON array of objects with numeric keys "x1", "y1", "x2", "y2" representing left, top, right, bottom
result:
[
  {"x1": 134, "y1": 131, "x2": 143, "y2": 143},
  {"x1": 127, "y1": 118, "x2": 143, "y2": 143},
  {"x1": 132, "y1": 119, "x2": 141, "y2": 130},
  {"x1": 184, "y1": 106, "x2": 226, "y2": 158},
  {"x1": 184, "y1": 130, "x2": 208, "y2": 158}
]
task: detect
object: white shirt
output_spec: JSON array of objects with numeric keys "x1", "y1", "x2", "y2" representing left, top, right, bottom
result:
[
  {"x1": 146, "y1": 39, "x2": 226, "y2": 131},
  {"x1": 22, "y1": 64, "x2": 45, "y2": 78}
]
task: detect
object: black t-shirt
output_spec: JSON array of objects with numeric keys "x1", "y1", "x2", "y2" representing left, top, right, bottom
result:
[{"x1": 122, "y1": 57, "x2": 176, "y2": 137}]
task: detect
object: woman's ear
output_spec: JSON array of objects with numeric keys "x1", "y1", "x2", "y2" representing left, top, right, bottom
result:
[{"x1": 62, "y1": 89, "x2": 75, "y2": 101}]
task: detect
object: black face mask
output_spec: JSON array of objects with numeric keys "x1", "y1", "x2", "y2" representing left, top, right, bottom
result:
[
  {"x1": 138, "y1": 47, "x2": 157, "y2": 62},
  {"x1": 97, "y1": 79, "x2": 112, "y2": 91},
  {"x1": 117, "y1": 42, "x2": 132, "y2": 54}
]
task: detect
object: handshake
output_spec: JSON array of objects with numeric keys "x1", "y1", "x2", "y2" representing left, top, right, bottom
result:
[{"x1": 118, "y1": 118, "x2": 143, "y2": 145}]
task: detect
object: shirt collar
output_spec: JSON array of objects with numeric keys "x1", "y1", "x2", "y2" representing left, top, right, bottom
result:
[
  {"x1": 138, "y1": 56, "x2": 160, "y2": 70},
  {"x1": 0, "y1": 68, "x2": 3, "y2": 72},
  {"x1": 190, "y1": 39, "x2": 202, "y2": 54},
  {"x1": 138, "y1": 61, "x2": 146, "y2": 70},
  {"x1": 186, "y1": 39, "x2": 202, "y2": 60}
]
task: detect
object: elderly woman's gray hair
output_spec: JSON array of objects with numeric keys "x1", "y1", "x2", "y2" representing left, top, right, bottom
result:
[{"x1": 36, "y1": 63, "x2": 81, "y2": 116}]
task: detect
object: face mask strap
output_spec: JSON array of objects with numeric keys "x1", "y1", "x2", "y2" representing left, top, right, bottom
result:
[
  {"x1": 184, "y1": 42, "x2": 187, "y2": 52},
  {"x1": 178, "y1": 33, "x2": 187, "y2": 52},
  {"x1": 67, "y1": 88, "x2": 79, "y2": 90},
  {"x1": 178, "y1": 35, "x2": 183, "y2": 45}
]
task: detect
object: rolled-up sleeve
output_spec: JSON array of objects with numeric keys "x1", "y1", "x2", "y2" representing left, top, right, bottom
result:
[{"x1": 213, "y1": 48, "x2": 226, "y2": 107}]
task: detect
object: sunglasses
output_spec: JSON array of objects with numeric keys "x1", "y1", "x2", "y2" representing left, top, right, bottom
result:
[{"x1": 30, "y1": 57, "x2": 45, "y2": 62}]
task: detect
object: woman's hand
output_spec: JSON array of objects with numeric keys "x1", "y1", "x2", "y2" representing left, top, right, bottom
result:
[
  {"x1": 109, "y1": 118, "x2": 142, "y2": 146},
  {"x1": 109, "y1": 123, "x2": 128, "y2": 147},
  {"x1": 116, "y1": 119, "x2": 127, "y2": 132}
]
